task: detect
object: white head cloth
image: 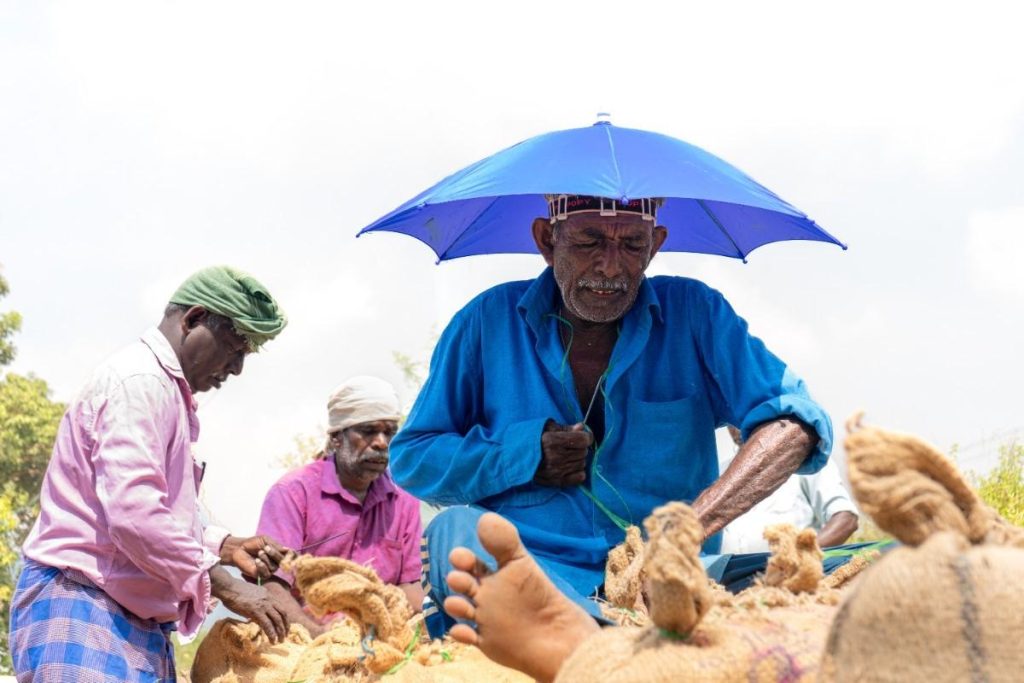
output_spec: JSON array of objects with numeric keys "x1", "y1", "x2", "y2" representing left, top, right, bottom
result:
[{"x1": 325, "y1": 376, "x2": 401, "y2": 449}]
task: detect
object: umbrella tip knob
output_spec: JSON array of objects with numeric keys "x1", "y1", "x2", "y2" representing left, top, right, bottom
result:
[{"x1": 594, "y1": 112, "x2": 612, "y2": 126}]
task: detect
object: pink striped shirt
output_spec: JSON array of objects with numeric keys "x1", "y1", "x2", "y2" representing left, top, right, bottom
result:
[
  {"x1": 22, "y1": 327, "x2": 229, "y2": 636},
  {"x1": 257, "y1": 459, "x2": 422, "y2": 588}
]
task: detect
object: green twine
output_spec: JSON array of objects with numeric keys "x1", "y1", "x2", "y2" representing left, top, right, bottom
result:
[
  {"x1": 383, "y1": 622, "x2": 422, "y2": 676},
  {"x1": 546, "y1": 312, "x2": 634, "y2": 533},
  {"x1": 821, "y1": 540, "x2": 893, "y2": 560},
  {"x1": 658, "y1": 628, "x2": 690, "y2": 641}
]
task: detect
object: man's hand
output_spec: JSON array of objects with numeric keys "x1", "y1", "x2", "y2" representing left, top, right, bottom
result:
[
  {"x1": 219, "y1": 535, "x2": 288, "y2": 580},
  {"x1": 535, "y1": 421, "x2": 592, "y2": 487},
  {"x1": 210, "y1": 566, "x2": 290, "y2": 643}
]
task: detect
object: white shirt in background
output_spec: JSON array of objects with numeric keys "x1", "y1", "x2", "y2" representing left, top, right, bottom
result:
[{"x1": 719, "y1": 454, "x2": 859, "y2": 554}]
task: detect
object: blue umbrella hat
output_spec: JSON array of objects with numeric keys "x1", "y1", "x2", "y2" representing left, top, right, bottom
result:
[{"x1": 357, "y1": 117, "x2": 845, "y2": 262}]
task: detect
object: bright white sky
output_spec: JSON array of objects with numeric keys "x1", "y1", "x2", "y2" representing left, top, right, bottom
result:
[{"x1": 2, "y1": 1, "x2": 1023, "y2": 535}]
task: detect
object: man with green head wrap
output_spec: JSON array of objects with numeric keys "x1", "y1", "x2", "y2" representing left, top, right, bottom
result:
[
  {"x1": 169, "y1": 265, "x2": 288, "y2": 353},
  {"x1": 11, "y1": 266, "x2": 291, "y2": 682}
]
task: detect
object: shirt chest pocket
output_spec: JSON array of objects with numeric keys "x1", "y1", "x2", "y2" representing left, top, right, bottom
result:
[
  {"x1": 619, "y1": 394, "x2": 717, "y2": 505},
  {"x1": 370, "y1": 538, "x2": 406, "y2": 584}
]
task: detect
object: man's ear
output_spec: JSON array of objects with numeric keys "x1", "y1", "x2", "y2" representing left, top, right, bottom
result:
[
  {"x1": 181, "y1": 306, "x2": 208, "y2": 333},
  {"x1": 650, "y1": 225, "x2": 669, "y2": 258},
  {"x1": 532, "y1": 217, "x2": 556, "y2": 266}
]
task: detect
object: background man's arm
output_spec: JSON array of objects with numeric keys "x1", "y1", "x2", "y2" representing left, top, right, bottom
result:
[
  {"x1": 691, "y1": 417, "x2": 817, "y2": 540},
  {"x1": 806, "y1": 459, "x2": 860, "y2": 547},
  {"x1": 399, "y1": 582, "x2": 425, "y2": 613},
  {"x1": 816, "y1": 511, "x2": 859, "y2": 547}
]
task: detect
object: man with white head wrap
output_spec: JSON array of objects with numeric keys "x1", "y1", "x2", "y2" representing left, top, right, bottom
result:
[{"x1": 256, "y1": 376, "x2": 424, "y2": 636}]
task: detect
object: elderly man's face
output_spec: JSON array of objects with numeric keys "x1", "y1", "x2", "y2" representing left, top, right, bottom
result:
[
  {"x1": 535, "y1": 213, "x2": 668, "y2": 324},
  {"x1": 331, "y1": 420, "x2": 400, "y2": 485},
  {"x1": 178, "y1": 308, "x2": 249, "y2": 393}
]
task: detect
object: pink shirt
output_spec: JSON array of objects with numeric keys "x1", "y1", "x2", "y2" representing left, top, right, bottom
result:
[
  {"x1": 256, "y1": 459, "x2": 422, "y2": 588},
  {"x1": 22, "y1": 328, "x2": 229, "y2": 636}
]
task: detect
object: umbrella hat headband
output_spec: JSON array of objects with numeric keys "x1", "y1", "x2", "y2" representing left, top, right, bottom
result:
[{"x1": 546, "y1": 194, "x2": 662, "y2": 224}]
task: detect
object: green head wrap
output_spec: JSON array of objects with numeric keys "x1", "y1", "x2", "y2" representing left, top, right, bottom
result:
[{"x1": 169, "y1": 266, "x2": 287, "y2": 351}]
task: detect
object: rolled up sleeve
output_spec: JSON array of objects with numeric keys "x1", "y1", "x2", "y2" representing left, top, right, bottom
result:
[{"x1": 692, "y1": 284, "x2": 834, "y2": 474}]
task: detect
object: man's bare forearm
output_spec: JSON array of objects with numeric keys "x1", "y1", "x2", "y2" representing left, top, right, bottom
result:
[
  {"x1": 816, "y1": 511, "x2": 859, "y2": 548},
  {"x1": 399, "y1": 582, "x2": 425, "y2": 613},
  {"x1": 692, "y1": 417, "x2": 818, "y2": 540}
]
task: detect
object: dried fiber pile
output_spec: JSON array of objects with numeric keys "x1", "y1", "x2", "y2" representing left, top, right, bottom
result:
[
  {"x1": 191, "y1": 556, "x2": 532, "y2": 683},
  {"x1": 819, "y1": 416, "x2": 1024, "y2": 683},
  {"x1": 558, "y1": 504, "x2": 845, "y2": 683},
  {"x1": 580, "y1": 416, "x2": 1024, "y2": 683}
]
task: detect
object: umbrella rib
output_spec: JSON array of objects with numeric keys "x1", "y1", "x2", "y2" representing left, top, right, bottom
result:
[
  {"x1": 602, "y1": 124, "x2": 624, "y2": 196},
  {"x1": 696, "y1": 199, "x2": 747, "y2": 263}
]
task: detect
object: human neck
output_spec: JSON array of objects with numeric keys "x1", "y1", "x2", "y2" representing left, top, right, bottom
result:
[{"x1": 558, "y1": 305, "x2": 619, "y2": 349}]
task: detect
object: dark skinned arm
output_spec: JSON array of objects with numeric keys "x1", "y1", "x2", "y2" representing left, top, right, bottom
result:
[
  {"x1": 262, "y1": 577, "x2": 325, "y2": 637},
  {"x1": 399, "y1": 582, "x2": 425, "y2": 613},
  {"x1": 209, "y1": 565, "x2": 289, "y2": 643},
  {"x1": 691, "y1": 416, "x2": 818, "y2": 540},
  {"x1": 816, "y1": 510, "x2": 859, "y2": 548}
]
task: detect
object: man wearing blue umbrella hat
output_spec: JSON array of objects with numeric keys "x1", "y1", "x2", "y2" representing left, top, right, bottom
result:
[{"x1": 390, "y1": 190, "x2": 832, "y2": 632}]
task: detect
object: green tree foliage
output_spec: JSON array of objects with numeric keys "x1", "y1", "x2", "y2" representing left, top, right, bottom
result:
[
  {"x1": 0, "y1": 272, "x2": 22, "y2": 367},
  {"x1": 0, "y1": 270, "x2": 66, "y2": 674},
  {"x1": 972, "y1": 442, "x2": 1024, "y2": 527},
  {"x1": 0, "y1": 373, "x2": 66, "y2": 500},
  {"x1": 273, "y1": 429, "x2": 324, "y2": 470}
]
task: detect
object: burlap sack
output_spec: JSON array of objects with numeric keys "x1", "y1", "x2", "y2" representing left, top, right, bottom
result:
[
  {"x1": 556, "y1": 603, "x2": 834, "y2": 683},
  {"x1": 555, "y1": 502, "x2": 835, "y2": 683},
  {"x1": 763, "y1": 524, "x2": 823, "y2": 594},
  {"x1": 819, "y1": 531, "x2": 1024, "y2": 683},
  {"x1": 192, "y1": 555, "x2": 534, "y2": 683},
  {"x1": 818, "y1": 418, "x2": 1024, "y2": 683},
  {"x1": 604, "y1": 525, "x2": 645, "y2": 610},
  {"x1": 190, "y1": 619, "x2": 314, "y2": 683},
  {"x1": 843, "y1": 413, "x2": 1024, "y2": 549},
  {"x1": 288, "y1": 554, "x2": 416, "y2": 674}
]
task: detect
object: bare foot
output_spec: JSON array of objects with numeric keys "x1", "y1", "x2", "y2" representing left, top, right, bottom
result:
[{"x1": 444, "y1": 512, "x2": 600, "y2": 683}]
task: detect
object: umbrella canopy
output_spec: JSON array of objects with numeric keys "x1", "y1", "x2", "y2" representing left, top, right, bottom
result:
[{"x1": 358, "y1": 119, "x2": 845, "y2": 262}]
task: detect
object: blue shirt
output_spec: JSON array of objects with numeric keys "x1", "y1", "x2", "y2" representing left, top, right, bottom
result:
[{"x1": 391, "y1": 267, "x2": 832, "y2": 598}]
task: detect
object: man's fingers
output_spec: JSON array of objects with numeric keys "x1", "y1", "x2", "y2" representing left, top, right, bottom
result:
[
  {"x1": 267, "y1": 604, "x2": 287, "y2": 642},
  {"x1": 257, "y1": 550, "x2": 278, "y2": 574},
  {"x1": 253, "y1": 612, "x2": 279, "y2": 643},
  {"x1": 544, "y1": 431, "x2": 592, "y2": 448},
  {"x1": 234, "y1": 554, "x2": 259, "y2": 578},
  {"x1": 563, "y1": 471, "x2": 586, "y2": 485}
]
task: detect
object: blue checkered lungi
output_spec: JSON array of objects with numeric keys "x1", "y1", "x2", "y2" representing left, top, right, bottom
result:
[{"x1": 8, "y1": 559, "x2": 176, "y2": 683}]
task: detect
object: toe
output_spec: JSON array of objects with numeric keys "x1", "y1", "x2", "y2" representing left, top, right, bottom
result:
[
  {"x1": 448, "y1": 623, "x2": 479, "y2": 646},
  {"x1": 477, "y1": 513, "x2": 527, "y2": 567},
  {"x1": 444, "y1": 595, "x2": 477, "y2": 622},
  {"x1": 449, "y1": 547, "x2": 478, "y2": 572},
  {"x1": 446, "y1": 569, "x2": 479, "y2": 598}
]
